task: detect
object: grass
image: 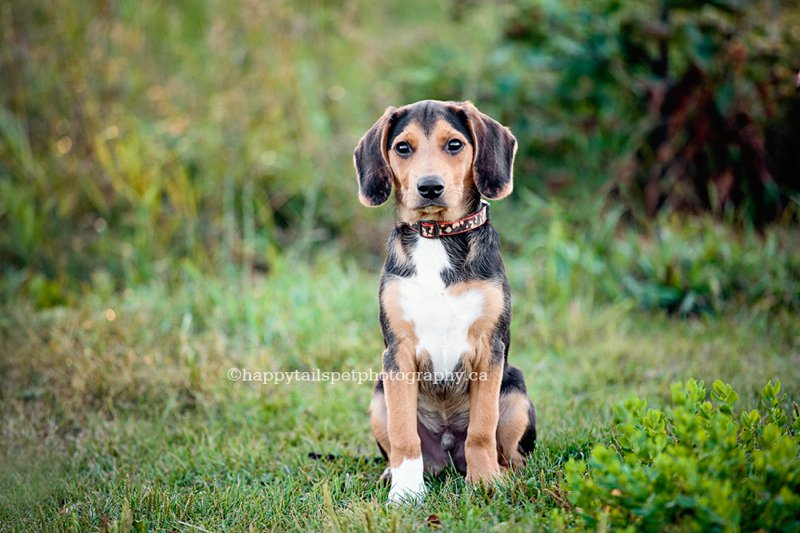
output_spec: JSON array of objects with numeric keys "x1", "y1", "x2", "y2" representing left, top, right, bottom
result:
[{"x1": 2, "y1": 215, "x2": 798, "y2": 531}]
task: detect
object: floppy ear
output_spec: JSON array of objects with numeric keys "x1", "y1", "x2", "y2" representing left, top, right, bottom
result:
[
  {"x1": 462, "y1": 101, "x2": 517, "y2": 200},
  {"x1": 353, "y1": 106, "x2": 397, "y2": 207}
]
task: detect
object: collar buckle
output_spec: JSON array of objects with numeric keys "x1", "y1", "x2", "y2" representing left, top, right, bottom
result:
[{"x1": 418, "y1": 220, "x2": 441, "y2": 239}]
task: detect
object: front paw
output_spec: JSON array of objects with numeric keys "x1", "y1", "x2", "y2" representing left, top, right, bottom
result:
[
  {"x1": 466, "y1": 464, "x2": 501, "y2": 485},
  {"x1": 388, "y1": 482, "x2": 426, "y2": 504},
  {"x1": 387, "y1": 456, "x2": 426, "y2": 504},
  {"x1": 465, "y1": 448, "x2": 501, "y2": 485}
]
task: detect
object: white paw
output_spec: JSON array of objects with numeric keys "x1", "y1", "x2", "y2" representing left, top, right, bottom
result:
[{"x1": 387, "y1": 456, "x2": 426, "y2": 504}]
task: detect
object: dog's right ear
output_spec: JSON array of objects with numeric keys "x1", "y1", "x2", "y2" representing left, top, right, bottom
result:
[{"x1": 354, "y1": 106, "x2": 397, "y2": 207}]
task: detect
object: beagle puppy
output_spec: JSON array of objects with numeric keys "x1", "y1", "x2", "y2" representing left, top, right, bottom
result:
[{"x1": 355, "y1": 100, "x2": 536, "y2": 503}]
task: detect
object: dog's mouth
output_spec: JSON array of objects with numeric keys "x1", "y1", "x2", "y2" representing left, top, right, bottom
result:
[{"x1": 414, "y1": 200, "x2": 447, "y2": 212}]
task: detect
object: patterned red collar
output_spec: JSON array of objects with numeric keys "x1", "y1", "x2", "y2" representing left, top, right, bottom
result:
[{"x1": 402, "y1": 200, "x2": 490, "y2": 239}]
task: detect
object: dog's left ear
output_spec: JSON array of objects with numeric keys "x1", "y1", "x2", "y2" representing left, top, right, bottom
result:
[
  {"x1": 353, "y1": 106, "x2": 397, "y2": 207},
  {"x1": 461, "y1": 101, "x2": 517, "y2": 200}
]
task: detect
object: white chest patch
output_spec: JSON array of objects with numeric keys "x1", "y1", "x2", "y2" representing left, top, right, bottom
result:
[{"x1": 396, "y1": 237, "x2": 484, "y2": 376}]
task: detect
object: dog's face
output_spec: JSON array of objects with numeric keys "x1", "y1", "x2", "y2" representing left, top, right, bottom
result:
[
  {"x1": 354, "y1": 100, "x2": 518, "y2": 223},
  {"x1": 386, "y1": 112, "x2": 475, "y2": 222}
]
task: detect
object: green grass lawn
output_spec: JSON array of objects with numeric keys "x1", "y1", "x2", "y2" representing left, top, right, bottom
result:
[{"x1": 2, "y1": 245, "x2": 798, "y2": 531}]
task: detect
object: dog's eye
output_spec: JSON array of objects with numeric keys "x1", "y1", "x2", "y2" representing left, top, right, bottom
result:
[
  {"x1": 394, "y1": 141, "x2": 412, "y2": 157},
  {"x1": 446, "y1": 139, "x2": 464, "y2": 153}
]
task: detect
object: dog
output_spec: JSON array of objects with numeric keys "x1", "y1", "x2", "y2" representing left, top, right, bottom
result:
[{"x1": 354, "y1": 100, "x2": 536, "y2": 504}]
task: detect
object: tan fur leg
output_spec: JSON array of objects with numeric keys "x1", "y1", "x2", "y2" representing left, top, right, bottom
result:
[
  {"x1": 379, "y1": 284, "x2": 423, "y2": 469},
  {"x1": 382, "y1": 348, "x2": 427, "y2": 502},
  {"x1": 383, "y1": 360, "x2": 421, "y2": 468},
  {"x1": 455, "y1": 281, "x2": 506, "y2": 485},
  {"x1": 465, "y1": 360, "x2": 503, "y2": 484},
  {"x1": 379, "y1": 282, "x2": 426, "y2": 502},
  {"x1": 496, "y1": 391, "x2": 530, "y2": 469}
]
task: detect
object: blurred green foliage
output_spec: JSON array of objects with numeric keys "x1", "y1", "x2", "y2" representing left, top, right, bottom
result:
[
  {"x1": 1, "y1": 0, "x2": 799, "y2": 309},
  {"x1": 496, "y1": 191, "x2": 800, "y2": 317},
  {"x1": 0, "y1": 0, "x2": 503, "y2": 304}
]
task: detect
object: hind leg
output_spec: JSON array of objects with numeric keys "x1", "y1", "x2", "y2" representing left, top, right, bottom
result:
[
  {"x1": 369, "y1": 382, "x2": 392, "y2": 480},
  {"x1": 496, "y1": 366, "x2": 537, "y2": 469}
]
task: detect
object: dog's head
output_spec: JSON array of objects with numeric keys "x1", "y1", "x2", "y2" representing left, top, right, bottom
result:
[{"x1": 354, "y1": 100, "x2": 517, "y2": 222}]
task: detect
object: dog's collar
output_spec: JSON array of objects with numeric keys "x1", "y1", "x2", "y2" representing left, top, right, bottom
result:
[{"x1": 401, "y1": 200, "x2": 490, "y2": 239}]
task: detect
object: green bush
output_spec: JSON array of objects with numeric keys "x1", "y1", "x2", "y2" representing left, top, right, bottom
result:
[
  {"x1": 563, "y1": 379, "x2": 800, "y2": 531},
  {"x1": 476, "y1": 0, "x2": 800, "y2": 224}
]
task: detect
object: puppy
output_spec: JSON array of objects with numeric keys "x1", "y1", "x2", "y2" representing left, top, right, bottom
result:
[{"x1": 354, "y1": 100, "x2": 536, "y2": 503}]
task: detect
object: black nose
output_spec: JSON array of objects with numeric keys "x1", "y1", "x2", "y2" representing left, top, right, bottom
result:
[{"x1": 417, "y1": 175, "x2": 445, "y2": 200}]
